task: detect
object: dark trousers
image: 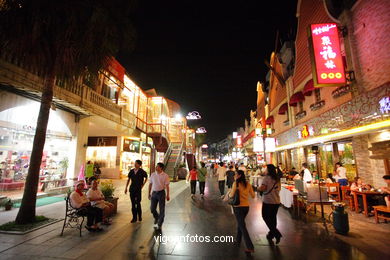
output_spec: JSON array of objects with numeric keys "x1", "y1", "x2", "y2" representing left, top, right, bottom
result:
[
  {"x1": 262, "y1": 203, "x2": 281, "y2": 238},
  {"x1": 150, "y1": 190, "x2": 166, "y2": 226},
  {"x1": 219, "y1": 180, "x2": 225, "y2": 195},
  {"x1": 190, "y1": 180, "x2": 197, "y2": 195},
  {"x1": 233, "y1": 206, "x2": 254, "y2": 250},
  {"x1": 199, "y1": 181, "x2": 206, "y2": 195},
  {"x1": 79, "y1": 206, "x2": 103, "y2": 227},
  {"x1": 130, "y1": 189, "x2": 142, "y2": 220}
]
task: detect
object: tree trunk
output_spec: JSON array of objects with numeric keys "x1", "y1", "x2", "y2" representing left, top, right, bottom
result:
[{"x1": 15, "y1": 69, "x2": 56, "y2": 225}]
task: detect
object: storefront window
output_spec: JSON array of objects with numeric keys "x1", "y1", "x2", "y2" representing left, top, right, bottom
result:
[
  {"x1": 121, "y1": 138, "x2": 141, "y2": 176},
  {"x1": 137, "y1": 92, "x2": 148, "y2": 131},
  {"x1": 102, "y1": 75, "x2": 121, "y2": 103},
  {"x1": 337, "y1": 142, "x2": 356, "y2": 180},
  {"x1": 86, "y1": 147, "x2": 116, "y2": 169},
  {"x1": 0, "y1": 102, "x2": 72, "y2": 199},
  {"x1": 306, "y1": 147, "x2": 317, "y2": 173},
  {"x1": 320, "y1": 144, "x2": 334, "y2": 177}
]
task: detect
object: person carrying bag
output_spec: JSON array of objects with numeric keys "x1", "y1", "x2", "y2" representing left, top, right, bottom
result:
[
  {"x1": 229, "y1": 170, "x2": 255, "y2": 255},
  {"x1": 258, "y1": 164, "x2": 282, "y2": 244}
]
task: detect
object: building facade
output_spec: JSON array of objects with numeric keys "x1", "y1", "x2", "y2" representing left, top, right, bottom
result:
[
  {"x1": 257, "y1": 0, "x2": 390, "y2": 187},
  {"x1": 0, "y1": 56, "x2": 188, "y2": 198}
]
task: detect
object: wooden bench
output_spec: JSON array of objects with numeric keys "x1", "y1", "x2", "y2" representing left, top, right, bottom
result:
[
  {"x1": 60, "y1": 194, "x2": 85, "y2": 237},
  {"x1": 373, "y1": 206, "x2": 390, "y2": 223}
]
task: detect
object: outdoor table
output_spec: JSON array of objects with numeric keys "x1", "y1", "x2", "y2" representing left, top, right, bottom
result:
[
  {"x1": 353, "y1": 190, "x2": 385, "y2": 217},
  {"x1": 280, "y1": 185, "x2": 298, "y2": 208}
]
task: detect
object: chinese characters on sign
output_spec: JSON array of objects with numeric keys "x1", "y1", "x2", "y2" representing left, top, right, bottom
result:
[
  {"x1": 309, "y1": 23, "x2": 346, "y2": 86},
  {"x1": 236, "y1": 135, "x2": 242, "y2": 148},
  {"x1": 298, "y1": 125, "x2": 314, "y2": 139},
  {"x1": 379, "y1": 96, "x2": 390, "y2": 114}
]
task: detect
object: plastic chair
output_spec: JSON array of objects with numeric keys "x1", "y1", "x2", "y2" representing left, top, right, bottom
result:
[{"x1": 326, "y1": 183, "x2": 341, "y2": 202}]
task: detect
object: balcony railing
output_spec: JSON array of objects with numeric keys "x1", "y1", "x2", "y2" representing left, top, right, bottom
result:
[{"x1": 0, "y1": 56, "x2": 183, "y2": 144}]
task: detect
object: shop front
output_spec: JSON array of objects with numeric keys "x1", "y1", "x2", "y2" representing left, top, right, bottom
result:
[
  {"x1": 0, "y1": 92, "x2": 75, "y2": 198},
  {"x1": 121, "y1": 137, "x2": 141, "y2": 176},
  {"x1": 275, "y1": 85, "x2": 390, "y2": 185},
  {"x1": 86, "y1": 136, "x2": 118, "y2": 178}
]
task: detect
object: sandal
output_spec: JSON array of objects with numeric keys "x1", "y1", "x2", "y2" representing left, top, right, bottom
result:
[{"x1": 85, "y1": 226, "x2": 96, "y2": 232}]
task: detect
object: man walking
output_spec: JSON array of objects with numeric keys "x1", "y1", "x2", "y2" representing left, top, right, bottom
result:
[
  {"x1": 198, "y1": 162, "x2": 207, "y2": 198},
  {"x1": 148, "y1": 162, "x2": 170, "y2": 230},
  {"x1": 216, "y1": 162, "x2": 227, "y2": 198},
  {"x1": 125, "y1": 160, "x2": 148, "y2": 223}
]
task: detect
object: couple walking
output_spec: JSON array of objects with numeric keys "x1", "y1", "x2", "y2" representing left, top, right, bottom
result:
[
  {"x1": 187, "y1": 162, "x2": 207, "y2": 198},
  {"x1": 229, "y1": 164, "x2": 282, "y2": 255},
  {"x1": 125, "y1": 161, "x2": 170, "y2": 230}
]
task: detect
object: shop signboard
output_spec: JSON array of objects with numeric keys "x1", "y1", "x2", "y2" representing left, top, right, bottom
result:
[
  {"x1": 379, "y1": 96, "x2": 390, "y2": 114},
  {"x1": 123, "y1": 139, "x2": 140, "y2": 153},
  {"x1": 308, "y1": 23, "x2": 346, "y2": 87},
  {"x1": 88, "y1": 136, "x2": 117, "y2": 146},
  {"x1": 107, "y1": 58, "x2": 125, "y2": 82},
  {"x1": 253, "y1": 137, "x2": 276, "y2": 152},
  {"x1": 236, "y1": 135, "x2": 242, "y2": 148},
  {"x1": 298, "y1": 125, "x2": 315, "y2": 139}
]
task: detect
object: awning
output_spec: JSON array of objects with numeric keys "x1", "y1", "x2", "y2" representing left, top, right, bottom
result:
[
  {"x1": 303, "y1": 79, "x2": 315, "y2": 96},
  {"x1": 289, "y1": 91, "x2": 305, "y2": 106},
  {"x1": 242, "y1": 129, "x2": 255, "y2": 144},
  {"x1": 265, "y1": 116, "x2": 274, "y2": 125},
  {"x1": 278, "y1": 103, "x2": 288, "y2": 115}
]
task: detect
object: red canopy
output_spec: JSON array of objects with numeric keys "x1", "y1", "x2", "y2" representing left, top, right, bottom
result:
[
  {"x1": 289, "y1": 91, "x2": 305, "y2": 106},
  {"x1": 265, "y1": 116, "x2": 274, "y2": 125},
  {"x1": 278, "y1": 103, "x2": 288, "y2": 115},
  {"x1": 303, "y1": 79, "x2": 315, "y2": 96}
]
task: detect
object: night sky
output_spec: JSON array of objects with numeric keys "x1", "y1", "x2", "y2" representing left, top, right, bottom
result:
[{"x1": 118, "y1": 0, "x2": 297, "y2": 142}]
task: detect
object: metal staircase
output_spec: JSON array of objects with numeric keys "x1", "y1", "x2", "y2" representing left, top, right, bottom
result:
[{"x1": 163, "y1": 142, "x2": 183, "y2": 179}]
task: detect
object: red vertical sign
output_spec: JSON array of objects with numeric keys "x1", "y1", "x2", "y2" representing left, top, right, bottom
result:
[
  {"x1": 309, "y1": 23, "x2": 346, "y2": 86},
  {"x1": 236, "y1": 135, "x2": 242, "y2": 148}
]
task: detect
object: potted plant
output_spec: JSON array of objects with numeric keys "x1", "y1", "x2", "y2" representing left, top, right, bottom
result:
[
  {"x1": 100, "y1": 180, "x2": 118, "y2": 215},
  {"x1": 1, "y1": 198, "x2": 13, "y2": 211}
]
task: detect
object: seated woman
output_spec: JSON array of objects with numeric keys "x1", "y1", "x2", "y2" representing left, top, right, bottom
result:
[
  {"x1": 87, "y1": 179, "x2": 114, "y2": 225},
  {"x1": 70, "y1": 181, "x2": 103, "y2": 232},
  {"x1": 350, "y1": 177, "x2": 379, "y2": 214},
  {"x1": 326, "y1": 173, "x2": 335, "y2": 184}
]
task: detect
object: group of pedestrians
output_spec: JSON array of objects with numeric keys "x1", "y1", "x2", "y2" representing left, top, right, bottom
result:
[
  {"x1": 124, "y1": 161, "x2": 170, "y2": 231},
  {"x1": 226, "y1": 163, "x2": 282, "y2": 255}
]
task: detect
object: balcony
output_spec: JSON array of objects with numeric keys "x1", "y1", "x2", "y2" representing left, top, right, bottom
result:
[{"x1": 0, "y1": 57, "x2": 136, "y2": 130}]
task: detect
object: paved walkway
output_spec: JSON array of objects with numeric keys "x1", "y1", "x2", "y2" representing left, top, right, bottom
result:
[{"x1": 0, "y1": 177, "x2": 388, "y2": 259}]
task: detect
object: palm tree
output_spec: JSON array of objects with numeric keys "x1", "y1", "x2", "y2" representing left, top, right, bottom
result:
[{"x1": 0, "y1": 0, "x2": 136, "y2": 224}]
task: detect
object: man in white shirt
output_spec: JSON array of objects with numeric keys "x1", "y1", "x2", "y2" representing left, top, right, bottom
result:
[
  {"x1": 216, "y1": 162, "x2": 227, "y2": 198},
  {"x1": 335, "y1": 162, "x2": 348, "y2": 187},
  {"x1": 302, "y1": 163, "x2": 312, "y2": 183},
  {"x1": 238, "y1": 163, "x2": 247, "y2": 175},
  {"x1": 148, "y1": 162, "x2": 170, "y2": 230}
]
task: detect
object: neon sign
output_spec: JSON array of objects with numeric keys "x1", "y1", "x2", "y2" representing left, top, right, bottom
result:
[
  {"x1": 236, "y1": 135, "x2": 242, "y2": 148},
  {"x1": 298, "y1": 125, "x2": 314, "y2": 139},
  {"x1": 186, "y1": 111, "x2": 201, "y2": 120},
  {"x1": 379, "y1": 97, "x2": 390, "y2": 114},
  {"x1": 309, "y1": 23, "x2": 346, "y2": 87},
  {"x1": 196, "y1": 127, "x2": 207, "y2": 134}
]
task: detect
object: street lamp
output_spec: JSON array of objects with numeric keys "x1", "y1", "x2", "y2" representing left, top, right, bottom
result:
[
  {"x1": 196, "y1": 127, "x2": 207, "y2": 134},
  {"x1": 186, "y1": 111, "x2": 201, "y2": 120}
]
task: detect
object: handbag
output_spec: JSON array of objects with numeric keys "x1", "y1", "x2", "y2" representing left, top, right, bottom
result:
[
  {"x1": 262, "y1": 181, "x2": 277, "y2": 196},
  {"x1": 228, "y1": 187, "x2": 240, "y2": 206}
]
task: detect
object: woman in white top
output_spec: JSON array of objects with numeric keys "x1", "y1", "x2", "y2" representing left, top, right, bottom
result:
[
  {"x1": 335, "y1": 162, "x2": 348, "y2": 187},
  {"x1": 87, "y1": 179, "x2": 114, "y2": 224},
  {"x1": 70, "y1": 181, "x2": 103, "y2": 232},
  {"x1": 258, "y1": 164, "x2": 282, "y2": 244}
]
